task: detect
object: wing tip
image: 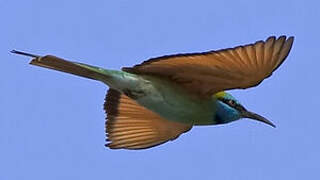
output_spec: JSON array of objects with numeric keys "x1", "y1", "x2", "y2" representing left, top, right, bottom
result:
[
  {"x1": 266, "y1": 36, "x2": 276, "y2": 42},
  {"x1": 267, "y1": 35, "x2": 294, "y2": 54},
  {"x1": 282, "y1": 35, "x2": 295, "y2": 55},
  {"x1": 104, "y1": 89, "x2": 121, "y2": 116},
  {"x1": 105, "y1": 143, "x2": 124, "y2": 150},
  {"x1": 286, "y1": 36, "x2": 295, "y2": 46},
  {"x1": 267, "y1": 35, "x2": 294, "y2": 43}
]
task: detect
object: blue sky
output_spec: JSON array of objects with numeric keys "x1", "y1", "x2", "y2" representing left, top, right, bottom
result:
[{"x1": 1, "y1": 0, "x2": 319, "y2": 179}]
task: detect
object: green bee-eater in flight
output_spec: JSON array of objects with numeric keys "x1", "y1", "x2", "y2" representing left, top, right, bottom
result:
[{"x1": 12, "y1": 35, "x2": 294, "y2": 150}]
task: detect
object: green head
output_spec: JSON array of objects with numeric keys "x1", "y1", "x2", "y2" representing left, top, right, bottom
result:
[{"x1": 214, "y1": 92, "x2": 275, "y2": 128}]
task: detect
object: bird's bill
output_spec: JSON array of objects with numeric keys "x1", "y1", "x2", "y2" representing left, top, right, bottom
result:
[{"x1": 242, "y1": 111, "x2": 276, "y2": 128}]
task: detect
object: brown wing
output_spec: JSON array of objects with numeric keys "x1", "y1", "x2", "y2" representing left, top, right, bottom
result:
[
  {"x1": 104, "y1": 89, "x2": 192, "y2": 150},
  {"x1": 123, "y1": 36, "x2": 294, "y2": 96}
]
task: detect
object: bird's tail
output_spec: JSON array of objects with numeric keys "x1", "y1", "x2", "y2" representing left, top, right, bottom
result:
[{"x1": 11, "y1": 50, "x2": 109, "y2": 81}]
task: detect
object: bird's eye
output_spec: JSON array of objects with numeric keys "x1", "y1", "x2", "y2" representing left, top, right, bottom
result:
[{"x1": 228, "y1": 100, "x2": 236, "y2": 106}]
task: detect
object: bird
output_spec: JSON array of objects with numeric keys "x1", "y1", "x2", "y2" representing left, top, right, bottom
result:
[{"x1": 11, "y1": 35, "x2": 294, "y2": 150}]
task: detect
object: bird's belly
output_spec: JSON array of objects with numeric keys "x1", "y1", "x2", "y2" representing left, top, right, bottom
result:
[
  {"x1": 131, "y1": 75, "x2": 216, "y2": 125},
  {"x1": 101, "y1": 71, "x2": 217, "y2": 125}
]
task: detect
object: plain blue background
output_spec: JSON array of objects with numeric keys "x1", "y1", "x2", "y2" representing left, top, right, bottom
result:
[{"x1": 1, "y1": 0, "x2": 319, "y2": 179}]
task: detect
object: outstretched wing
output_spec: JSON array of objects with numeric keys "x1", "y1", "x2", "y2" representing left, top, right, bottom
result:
[
  {"x1": 123, "y1": 36, "x2": 294, "y2": 97},
  {"x1": 104, "y1": 89, "x2": 192, "y2": 150}
]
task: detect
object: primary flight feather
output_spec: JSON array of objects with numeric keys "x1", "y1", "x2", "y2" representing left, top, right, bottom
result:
[{"x1": 12, "y1": 35, "x2": 294, "y2": 150}]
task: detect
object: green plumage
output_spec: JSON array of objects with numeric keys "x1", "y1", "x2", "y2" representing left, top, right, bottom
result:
[
  {"x1": 73, "y1": 61, "x2": 217, "y2": 125},
  {"x1": 11, "y1": 35, "x2": 293, "y2": 149}
]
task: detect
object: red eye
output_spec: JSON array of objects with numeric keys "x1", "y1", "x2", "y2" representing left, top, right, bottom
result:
[{"x1": 229, "y1": 100, "x2": 236, "y2": 106}]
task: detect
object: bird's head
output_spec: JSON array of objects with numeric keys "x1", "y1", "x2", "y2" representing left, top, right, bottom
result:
[{"x1": 214, "y1": 91, "x2": 275, "y2": 128}]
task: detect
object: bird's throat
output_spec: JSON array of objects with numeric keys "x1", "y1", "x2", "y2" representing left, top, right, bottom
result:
[{"x1": 214, "y1": 100, "x2": 241, "y2": 124}]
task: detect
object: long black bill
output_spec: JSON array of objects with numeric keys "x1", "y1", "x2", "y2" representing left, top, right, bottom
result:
[{"x1": 242, "y1": 111, "x2": 276, "y2": 128}]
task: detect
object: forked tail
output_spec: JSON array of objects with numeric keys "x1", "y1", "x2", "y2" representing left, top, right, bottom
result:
[{"x1": 11, "y1": 50, "x2": 109, "y2": 81}]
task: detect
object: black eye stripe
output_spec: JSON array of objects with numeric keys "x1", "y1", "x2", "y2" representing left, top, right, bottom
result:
[
  {"x1": 219, "y1": 98, "x2": 245, "y2": 111},
  {"x1": 229, "y1": 100, "x2": 236, "y2": 105},
  {"x1": 219, "y1": 98, "x2": 236, "y2": 107}
]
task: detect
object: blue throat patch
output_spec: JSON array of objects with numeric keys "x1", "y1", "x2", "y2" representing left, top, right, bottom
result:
[{"x1": 214, "y1": 100, "x2": 241, "y2": 124}]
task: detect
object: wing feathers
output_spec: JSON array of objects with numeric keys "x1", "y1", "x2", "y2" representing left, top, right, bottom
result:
[
  {"x1": 123, "y1": 36, "x2": 294, "y2": 96},
  {"x1": 254, "y1": 40, "x2": 265, "y2": 70},
  {"x1": 270, "y1": 36, "x2": 285, "y2": 71},
  {"x1": 263, "y1": 36, "x2": 275, "y2": 69},
  {"x1": 244, "y1": 45, "x2": 257, "y2": 68},
  {"x1": 235, "y1": 46, "x2": 250, "y2": 69},
  {"x1": 104, "y1": 89, "x2": 192, "y2": 150},
  {"x1": 277, "y1": 36, "x2": 294, "y2": 69}
]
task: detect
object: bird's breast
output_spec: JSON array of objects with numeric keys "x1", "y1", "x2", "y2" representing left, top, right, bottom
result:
[{"x1": 129, "y1": 75, "x2": 217, "y2": 125}]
